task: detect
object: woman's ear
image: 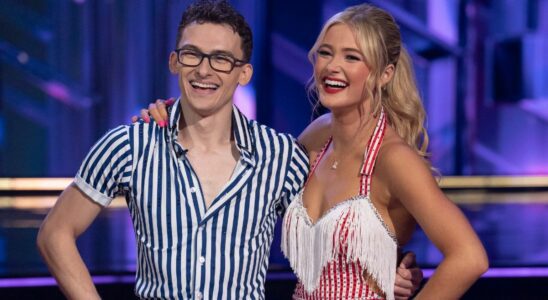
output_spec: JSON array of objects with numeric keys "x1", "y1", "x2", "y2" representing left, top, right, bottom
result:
[{"x1": 380, "y1": 64, "x2": 395, "y2": 87}]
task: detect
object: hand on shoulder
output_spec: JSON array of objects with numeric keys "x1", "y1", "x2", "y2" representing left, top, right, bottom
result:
[{"x1": 130, "y1": 98, "x2": 174, "y2": 127}]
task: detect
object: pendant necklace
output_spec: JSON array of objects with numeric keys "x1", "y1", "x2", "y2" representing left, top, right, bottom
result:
[
  {"x1": 330, "y1": 148, "x2": 344, "y2": 170},
  {"x1": 330, "y1": 119, "x2": 374, "y2": 170}
]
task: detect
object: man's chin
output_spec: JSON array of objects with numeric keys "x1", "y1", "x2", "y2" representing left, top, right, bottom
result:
[{"x1": 181, "y1": 99, "x2": 233, "y2": 117}]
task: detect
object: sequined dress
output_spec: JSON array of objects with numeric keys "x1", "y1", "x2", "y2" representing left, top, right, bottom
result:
[{"x1": 281, "y1": 111, "x2": 398, "y2": 300}]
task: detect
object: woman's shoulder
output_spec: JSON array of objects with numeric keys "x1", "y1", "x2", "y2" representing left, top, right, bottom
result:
[
  {"x1": 376, "y1": 126, "x2": 428, "y2": 177},
  {"x1": 375, "y1": 126, "x2": 438, "y2": 207},
  {"x1": 298, "y1": 113, "x2": 332, "y2": 153}
]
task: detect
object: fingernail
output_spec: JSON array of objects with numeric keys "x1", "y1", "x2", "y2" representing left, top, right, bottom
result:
[
  {"x1": 166, "y1": 98, "x2": 175, "y2": 106},
  {"x1": 159, "y1": 120, "x2": 166, "y2": 127},
  {"x1": 144, "y1": 116, "x2": 150, "y2": 123}
]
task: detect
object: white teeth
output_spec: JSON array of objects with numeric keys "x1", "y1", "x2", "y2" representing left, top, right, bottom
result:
[
  {"x1": 324, "y1": 79, "x2": 347, "y2": 87},
  {"x1": 190, "y1": 81, "x2": 218, "y2": 89}
]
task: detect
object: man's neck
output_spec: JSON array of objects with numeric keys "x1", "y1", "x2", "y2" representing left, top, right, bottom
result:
[{"x1": 178, "y1": 101, "x2": 234, "y2": 151}]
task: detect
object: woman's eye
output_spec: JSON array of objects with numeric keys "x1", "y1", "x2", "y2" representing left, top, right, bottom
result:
[
  {"x1": 346, "y1": 55, "x2": 361, "y2": 61},
  {"x1": 317, "y1": 49, "x2": 331, "y2": 56}
]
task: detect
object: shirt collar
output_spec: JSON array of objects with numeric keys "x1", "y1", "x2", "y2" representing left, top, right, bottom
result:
[{"x1": 168, "y1": 98, "x2": 256, "y2": 166}]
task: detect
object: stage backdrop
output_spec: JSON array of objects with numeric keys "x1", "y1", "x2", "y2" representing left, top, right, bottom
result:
[{"x1": 1, "y1": 0, "x2": 547, "y2": 176}]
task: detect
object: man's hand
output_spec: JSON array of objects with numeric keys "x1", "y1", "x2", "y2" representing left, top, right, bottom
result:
[
  {"x1": 130, "y1": 98, "x2": 174, "y2": 126},
  {"x1": 395, "y1": 252, "x2": 423, "y2": 299}
]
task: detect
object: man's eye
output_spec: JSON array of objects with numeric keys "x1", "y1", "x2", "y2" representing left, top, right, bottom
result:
[
  {"x1": 182, "y1": 51, "x2": 201, "y2": 58},
  {"x1": 212, "y1": 55, "x2": 232, "y2": 64}
]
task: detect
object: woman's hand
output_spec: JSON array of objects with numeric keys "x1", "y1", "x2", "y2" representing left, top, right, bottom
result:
[{"x1": 130, "y1": 98, "x2": 175, "y2": 127}]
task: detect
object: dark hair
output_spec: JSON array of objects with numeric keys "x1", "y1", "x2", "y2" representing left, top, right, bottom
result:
[{"x1": 176, "y1": 0, "x2": 253, "y2": 62}]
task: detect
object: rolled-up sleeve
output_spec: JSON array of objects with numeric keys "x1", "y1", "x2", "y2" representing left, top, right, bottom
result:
[{"x1": 74, "y1": 125, "x2": 133, "y2": 207}]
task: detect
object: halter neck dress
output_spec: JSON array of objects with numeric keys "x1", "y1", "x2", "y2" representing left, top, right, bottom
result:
[{"x1": 281, "y1": 111, "x2": 398, "y2": 300}]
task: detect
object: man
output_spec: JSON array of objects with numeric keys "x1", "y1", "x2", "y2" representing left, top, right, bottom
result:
[{"x1": 37, "y1": 1, "x2": 421, "y2": 299}]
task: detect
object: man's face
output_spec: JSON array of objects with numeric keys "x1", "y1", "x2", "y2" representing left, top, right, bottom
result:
[{"x1": 169, "y1": 22, "x2": 252, "y2": 117}]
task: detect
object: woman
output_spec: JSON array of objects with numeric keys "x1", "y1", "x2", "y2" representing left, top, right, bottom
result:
[
  {"x1": 135, "y1": 4, "x2": 487, "y2": 299},
  {"x1": 281, "y1": 4, "x2": 487, "y2": 300}
]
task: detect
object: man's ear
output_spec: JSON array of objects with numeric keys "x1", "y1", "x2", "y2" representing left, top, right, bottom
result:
[
  {"x1": 238, "y1": 63, "x2": 253, "y2": 86},
  {"x1": 380, "y1": 64, "x2": 395, "y2": 87},
  {"x1": 169, "y1": 52, "x2": 179, "y2": 74}
]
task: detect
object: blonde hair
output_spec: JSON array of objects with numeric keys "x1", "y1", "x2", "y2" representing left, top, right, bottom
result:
[{"x1": 307, "y1": 4, "x2": 429, "y2": 160}]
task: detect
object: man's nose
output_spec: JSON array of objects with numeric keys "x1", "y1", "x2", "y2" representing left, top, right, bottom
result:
[{"x1": 197, "y1": 57, "x2": 215, "y2": 76}]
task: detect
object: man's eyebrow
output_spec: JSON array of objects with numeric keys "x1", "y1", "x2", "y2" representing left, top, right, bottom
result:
[
  {"x1": 179, "y1": 45, "x2": 236, "y2": 57},
  {"x1": 209, "y1": 50, "x2": 237, "y2": 57},
  {"x1": 179, "y1": 45, "x2": 201, "y2": 51}
]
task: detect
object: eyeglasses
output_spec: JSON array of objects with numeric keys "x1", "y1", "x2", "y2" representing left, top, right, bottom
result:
[{"x1": 174, "y1": 48, "x2": 247, "y2": 73}]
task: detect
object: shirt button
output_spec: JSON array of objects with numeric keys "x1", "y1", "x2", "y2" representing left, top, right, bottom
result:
[
  {"x1": 198, "y1": 256, "x2": 206, "y2": 265},
  {"x1": 195, "y1": 291, "x2": 202, "y2": 299},
  {"x1": 189, "y1": 187, "x2": 197, "y2": 193}
]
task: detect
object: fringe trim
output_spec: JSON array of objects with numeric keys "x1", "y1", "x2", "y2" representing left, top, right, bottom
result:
[{"x1": 281, "y1": 196, "x2": 397, "y2": 300}]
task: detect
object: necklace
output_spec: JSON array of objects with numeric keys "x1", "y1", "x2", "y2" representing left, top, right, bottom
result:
[
  {"x1": 328, "y1": 115, "x2": 377, "y2": 171},
  {"x1": 329, "y1": 149, "x2": 351, "y2": 170},
  {"x1": 329, "y1": 146, "x2": 350, "y2": 170}
]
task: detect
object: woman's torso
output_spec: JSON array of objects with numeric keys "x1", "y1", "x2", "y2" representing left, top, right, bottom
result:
[{"x1": 282, "y1": 111, "x2": 399, "y2": 300}]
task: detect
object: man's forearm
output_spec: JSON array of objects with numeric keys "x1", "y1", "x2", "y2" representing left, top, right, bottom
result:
[{"x1": 37, "y1": 231, "x2": 101, "y2": 299}]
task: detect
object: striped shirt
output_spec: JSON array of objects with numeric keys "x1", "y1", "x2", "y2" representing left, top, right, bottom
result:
[{"x1": 74, "y1": 100, "x2": 309, "y2": 299}]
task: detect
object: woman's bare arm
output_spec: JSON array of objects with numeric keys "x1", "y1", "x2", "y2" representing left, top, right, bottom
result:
[{"x1": 380, "y1": 143, "x2": 488, "y2": 299}]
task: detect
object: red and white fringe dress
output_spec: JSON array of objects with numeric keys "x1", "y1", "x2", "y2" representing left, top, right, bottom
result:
[{"x1": 281, "y1": 111, "x2": 398, "y2": 300}]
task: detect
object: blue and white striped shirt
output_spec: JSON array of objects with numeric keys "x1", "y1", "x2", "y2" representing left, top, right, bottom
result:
[{"x1": 74, "y1": 100, "x2": 309, "y2": 299}]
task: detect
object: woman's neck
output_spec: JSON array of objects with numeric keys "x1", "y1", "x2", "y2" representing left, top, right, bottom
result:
[{"x1": 330, "y1": 105, "x2": 377, "y2": 154}]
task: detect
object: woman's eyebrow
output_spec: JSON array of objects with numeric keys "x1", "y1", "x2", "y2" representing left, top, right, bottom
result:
[
  {"x1": 318, "y1": 43, "x2": 333, "y2": 50},
  {"x1": 341, "y1": 47, "x2": 362, "y2": 54}
]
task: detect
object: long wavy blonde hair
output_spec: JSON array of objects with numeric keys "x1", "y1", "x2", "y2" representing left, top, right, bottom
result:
[{"x1": 307, "y1": 4, "x2": 429, "y2": 160}]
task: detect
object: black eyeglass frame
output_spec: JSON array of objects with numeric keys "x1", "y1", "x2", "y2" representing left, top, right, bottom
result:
[{"x1": 174, "y1": 48, "x2": 247, "y2": 73}]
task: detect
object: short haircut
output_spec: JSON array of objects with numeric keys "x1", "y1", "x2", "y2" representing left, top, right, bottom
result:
[{"x1": 175, "y1": 0, "x2": 253, "y2": 62}]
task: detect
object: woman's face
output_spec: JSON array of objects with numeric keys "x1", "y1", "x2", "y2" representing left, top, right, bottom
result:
[{"x1": 314, "y1": 23, "x2": 372, "y2": 112}]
